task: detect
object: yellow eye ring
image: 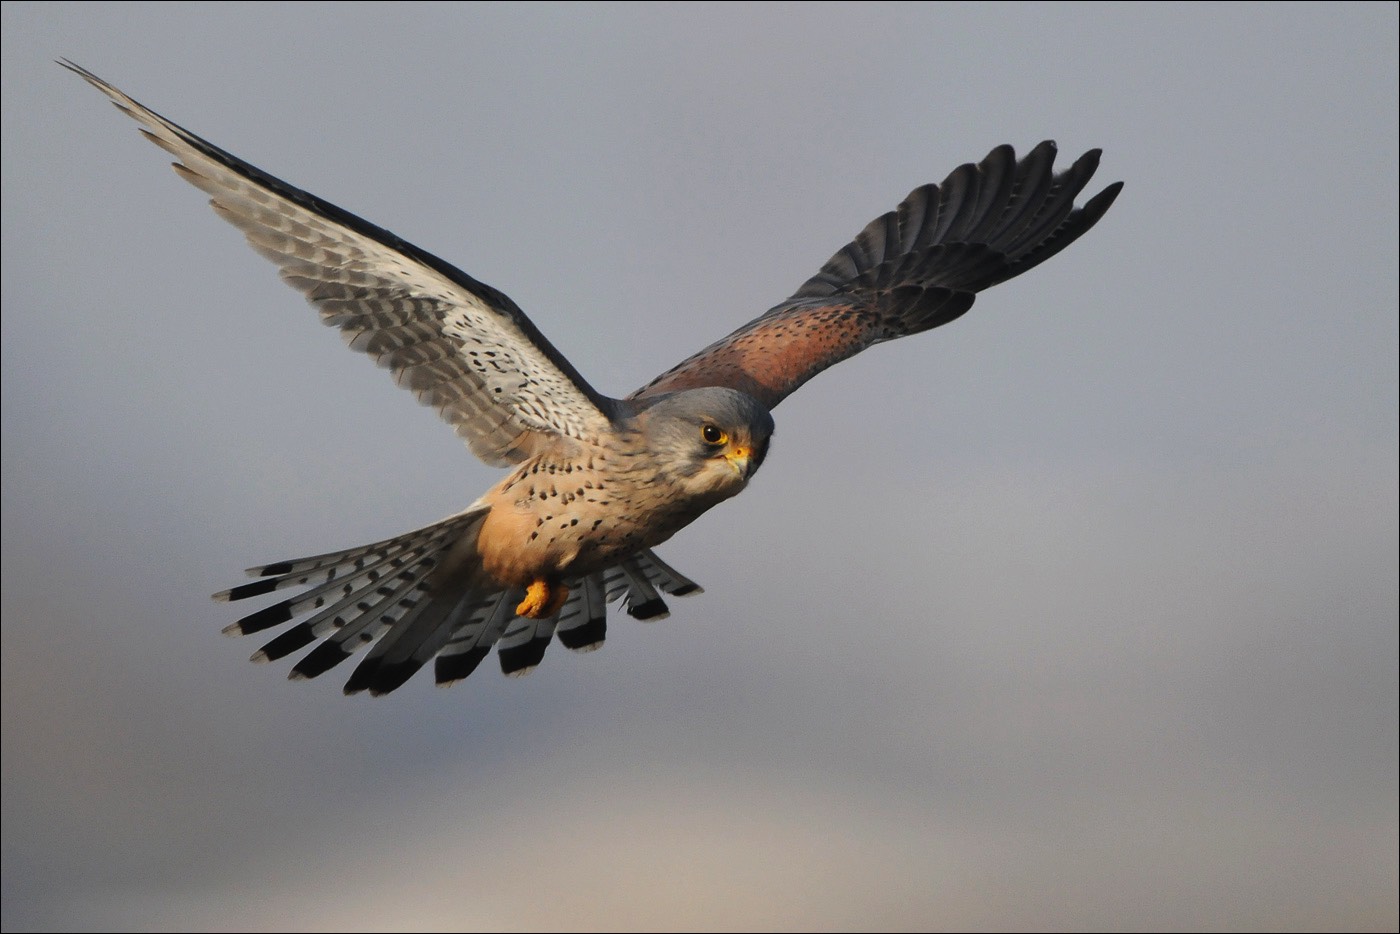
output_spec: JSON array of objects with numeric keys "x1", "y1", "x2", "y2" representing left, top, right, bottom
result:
[{"x1": 701, "y1": 424, "x2": 728, "y2": 446}]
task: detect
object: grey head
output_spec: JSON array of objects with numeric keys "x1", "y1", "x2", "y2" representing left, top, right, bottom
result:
[{"x1": 629, "y1": 387, "x2": 775, "y2": 499}]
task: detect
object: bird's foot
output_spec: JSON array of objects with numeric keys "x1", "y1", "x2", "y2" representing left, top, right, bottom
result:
[{"x1": 517, "y1": 579, "x2": 569, "y2": 619}]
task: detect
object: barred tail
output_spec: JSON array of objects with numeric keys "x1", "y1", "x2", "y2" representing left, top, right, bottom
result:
[{"x1": 215, "y1": 511, "x2": 704, "y2": 695}]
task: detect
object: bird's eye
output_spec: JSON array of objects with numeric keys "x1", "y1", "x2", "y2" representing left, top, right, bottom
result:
[{"x1": 701, "y1": 424, "x2": 727, "y2": 446}]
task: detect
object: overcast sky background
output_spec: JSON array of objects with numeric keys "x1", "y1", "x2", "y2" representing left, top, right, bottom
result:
[{"x1": 3, "y1": 3, "x2": 1396, "y2": 931}]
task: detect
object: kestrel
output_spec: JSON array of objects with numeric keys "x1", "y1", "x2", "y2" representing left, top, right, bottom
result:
[{"x1": 66, "y1": 62, "x2": 1122, "y2": 695}]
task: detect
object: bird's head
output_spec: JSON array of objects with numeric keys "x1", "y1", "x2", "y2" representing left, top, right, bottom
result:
[{"x1": 633, "y1": 387, "x2": 775, "y2": 500}]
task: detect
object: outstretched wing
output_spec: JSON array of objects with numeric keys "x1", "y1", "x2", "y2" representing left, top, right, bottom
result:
[
  {"x1": 632, "y1": 141, "x2": 1122, "y2": 407},
  {"x1": 64, "y1": 61, "x2": 617, "y2": 466}
]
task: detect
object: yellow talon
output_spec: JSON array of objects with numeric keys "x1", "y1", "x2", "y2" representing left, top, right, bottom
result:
[{"x1": 517, "y1": 579, "x2": 569, "y2": 619}]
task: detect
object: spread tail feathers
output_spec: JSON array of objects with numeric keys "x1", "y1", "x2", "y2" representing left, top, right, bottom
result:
[{"x1": 215, "y1": 510, "x2": 703, "y2": 695}]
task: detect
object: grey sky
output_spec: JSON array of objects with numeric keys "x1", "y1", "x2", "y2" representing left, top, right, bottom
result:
[{"x1": 3, "y1": 2, "x2": 1396, "y2": 930}]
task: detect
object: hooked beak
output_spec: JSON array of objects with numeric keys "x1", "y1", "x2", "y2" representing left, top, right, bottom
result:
[{"x1": 725, "y1": 446, "x2": 753, "y2": 479}]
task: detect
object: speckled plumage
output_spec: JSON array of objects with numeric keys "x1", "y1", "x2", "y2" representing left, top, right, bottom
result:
[{"x1": 66, "y1": 61, "x2": 1121, "y2": 695}]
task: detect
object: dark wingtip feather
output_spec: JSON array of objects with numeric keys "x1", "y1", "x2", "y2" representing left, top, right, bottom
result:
[
  {"x1": 342, "y1": 658, "x2": 380, "y2": 695},
  {"x1": 222, "y1": 600, "x2": 293, "y2": 636},
  {"x1": 251, "y1": 623, "x2": 318, "y2": 663},
  {"x1": 213, "y1": 577, "x2": 280, "y2": 603},
  {"x1": 1082, "y1": 180, "x2": 1125, "y2": 223},
  {"x1": 290, "y1": 641, "x2": 352, "y2": 681}
]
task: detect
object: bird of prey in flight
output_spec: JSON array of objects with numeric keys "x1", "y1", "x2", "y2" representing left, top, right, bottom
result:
[{"x1": 64, "y1": 61, "x2": 1122, "y2": 696}]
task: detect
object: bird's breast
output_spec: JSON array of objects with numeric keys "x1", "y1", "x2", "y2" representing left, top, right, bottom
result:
[{"x1": 474, "y1": 452, "x2": 705, "y2": 587}]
